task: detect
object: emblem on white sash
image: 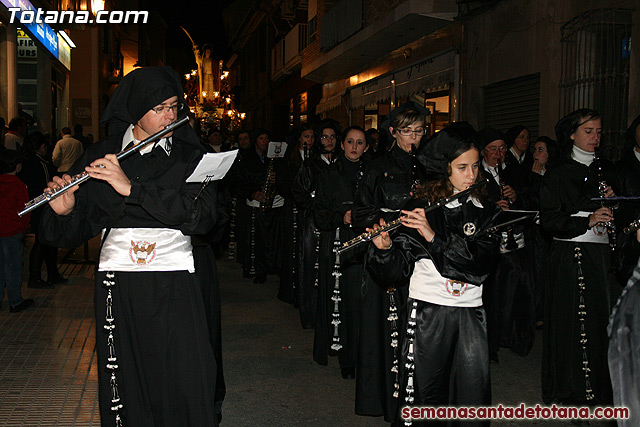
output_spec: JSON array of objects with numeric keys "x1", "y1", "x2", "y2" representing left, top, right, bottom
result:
[
  {"x1": 446, "y1": 279, "x2": 468, "y2": 296},
  {"x1": 592, "y1": 223, "x2": 607, "y2": 237},
  {"x1": 129, "y1": 240, "x2": 157, "y2": 265}
]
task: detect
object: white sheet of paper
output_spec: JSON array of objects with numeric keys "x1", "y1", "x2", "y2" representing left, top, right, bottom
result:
[
  {"x1": 267, "y1": 141, "x2": 287, "y2": 158},
  {"x1": 186, "y1": 149, "x2": 238, "y2": 183}
]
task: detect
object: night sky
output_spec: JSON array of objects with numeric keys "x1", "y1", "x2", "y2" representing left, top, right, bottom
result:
[{"x1": 147, "y1": 0, "x2": 233, "y2": 73}]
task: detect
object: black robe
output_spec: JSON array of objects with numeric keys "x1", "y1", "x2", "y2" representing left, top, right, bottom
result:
[
  {"x1": 367, "y1": 196, "x2": 501, "y2": 425},
  {"x1": 540, "y1": 157, "x2": 621, "y2": 405},
  {"x1": 481, "y1": 162, "x2": 536, "y2": 357},
  {"x1": 352, "y1": 144, "x2": 415, "y2": 421},
  {"x1": 40, "y1": 131, "x2": 220, "y2": 426},
  {"x1": 292, "y1": 154, "x2": 332, "y2": 329},
  {"x1": 275, "y1": 148, "x2": 306, "y2": 304},
  {"x1": 226, "y1": 147, "x2": 283, "y2": 278},
  {"x1": 615, "y1": 150, "x2": 640, "y2": 284},
  {"x1": 313, "y1": 154, "x2": 367, "y2": 369}
]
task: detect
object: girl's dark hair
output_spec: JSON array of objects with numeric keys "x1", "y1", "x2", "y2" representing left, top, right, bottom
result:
[
  {"x1": 505, "y1": 125, "x2": 529, "y2": 148},
  {"x1": 287, "y1": 124, "x2": 315, "y2": 161},
  {"x1": 342, "y1": 125, "x2": 369, "y2": 146},
  {"x1": 534, "y1": 135, "x2": 557, "y2": 161},
  {"x1": 414, "y1": 146, "x2": 486, "y2": 203},
  {"x1": 554, "y1": 108, "x2": 600, "y2": 162}
]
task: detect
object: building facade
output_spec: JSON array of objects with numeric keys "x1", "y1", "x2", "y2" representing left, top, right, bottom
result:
[{"x1": 224, "y1": 0, "x2": 638, "y2": 158}]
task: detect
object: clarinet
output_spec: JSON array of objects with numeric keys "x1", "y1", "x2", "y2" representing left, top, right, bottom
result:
[
  {"x1": 410, "y1": 144, "x2": 419, "y2": 194},
  {"x1": 259, "y1": 143, "x2": 282, "y2": 212},
  {"x1": 336, "y1": 179, "x2": 489, "y2": 254},
  {"x1": 623, "y1": 219, "x2": 640, "y2": 234},
  {"x1": 19, "y1": 116, "x2": 189, "y2": 217},
  {"x1": 495, "y1": 159, "x2": 518, "y2": 251},
  {"x1": 593, "y1": 146, "x2": 618, "y2": 265}
]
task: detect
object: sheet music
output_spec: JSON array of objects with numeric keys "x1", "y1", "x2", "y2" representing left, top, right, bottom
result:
[
  {"x1": 267, "y1": 141, "x2": 288, "y2": 159},
  {"x1": 186, "y1": 150, "x2": 238, "y2": 183}
]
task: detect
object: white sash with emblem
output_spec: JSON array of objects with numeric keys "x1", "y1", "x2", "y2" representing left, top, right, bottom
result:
[
  {"x1": 99, "y1": 228, "x2": 195, "y2": 273},
  {"x1": 554, "y1": 211, "x2": 609, "y2": 244}
]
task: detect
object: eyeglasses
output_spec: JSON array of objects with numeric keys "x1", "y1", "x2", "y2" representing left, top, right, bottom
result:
[
  {"x1": 151, "y1": 102, "x2": 184, "y2": 114},
  {"x1": 485, "y1": 146, "x2": 507, "y2": 153},
  {"x1": 397, "y1": 128, "x2": 425, "y2": 136},
  {"x1": 320, "y1": 134, "x2": 336, "y2": 140}
]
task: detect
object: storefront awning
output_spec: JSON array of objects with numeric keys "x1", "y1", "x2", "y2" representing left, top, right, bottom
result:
[
  {"x1": 394, "y1": 50, "x2": 455, "y2": 98},
  {"x1": 316, "y1": 89, "x2": 346, "y2": 114},
  {"x1": 349, "y1": 50, "x2": 457, "y2": 109},
  {"x1": 349, "y1": 75, "x2": 394, "y2": 110}
]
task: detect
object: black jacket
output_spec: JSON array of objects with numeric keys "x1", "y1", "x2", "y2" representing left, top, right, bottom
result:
[{"x1": 368, "y1": 196, "x2": 501, "y2": 286}]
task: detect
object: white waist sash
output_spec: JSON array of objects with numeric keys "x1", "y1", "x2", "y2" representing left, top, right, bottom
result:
[
  {"x1": 99, "y1": 228, "x2": 195, "y2": 273},
  {"x1": 554, "y1": 211, "x2": 609, "y2": 244}
]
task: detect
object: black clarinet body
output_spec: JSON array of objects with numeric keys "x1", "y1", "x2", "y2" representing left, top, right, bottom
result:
[
  {"x1": 593, "y1": 146, "x2": 618, "y2": 268},
  {"x1": 495, "y1": 159, "x2": 518, "y2": 251}
]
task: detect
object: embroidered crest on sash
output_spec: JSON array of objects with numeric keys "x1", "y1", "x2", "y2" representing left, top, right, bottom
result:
[
  {"x1": 592, "y1": 223, "x2": 607, "y2": 237},
  {"x1": 129, "y1": 240, "x2": 157, "y2": 265},
  {"x1": 463, "y1": 222, "x2": 476, "y2": 236},
  {"x1": 446, "y1": 279, "x2": 468, "y2": 296}
]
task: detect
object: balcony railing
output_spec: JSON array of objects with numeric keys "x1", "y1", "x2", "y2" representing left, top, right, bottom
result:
[{"x1": 272, "y1": 23, "x2": 308, "y2": 80}]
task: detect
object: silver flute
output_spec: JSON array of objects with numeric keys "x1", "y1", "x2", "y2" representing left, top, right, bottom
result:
[
  {"x1": 336, "y1": 178, "x2": 489, "y2": 255},
  {"x1": 18, "y1": 116, "x2": 189, "y2": 217}
]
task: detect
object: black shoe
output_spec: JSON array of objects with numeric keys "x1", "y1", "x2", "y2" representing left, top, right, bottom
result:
[
  {"x1": 253, "y1": 274, "x2": 267, "y2": 284},
  {"x1": 28, "y1": 278, "x2": 54, "y2": 289},
  {"x1": 10, "y1": 299, "x2": 34, "y2": 313},
  {"x1": 341, "y1": 367, "x2": 356, "y2": 379},
  {"x1": 49, "y1": 275, "x2": 68, "y2": 285},
  {"x1": 490, "y1": 352, "x2": 499, "y2": 364}
]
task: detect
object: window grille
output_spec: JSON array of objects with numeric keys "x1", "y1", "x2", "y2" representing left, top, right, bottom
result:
[{"x1": 559, "y1": 8, "x2": 632, "y2": 160}]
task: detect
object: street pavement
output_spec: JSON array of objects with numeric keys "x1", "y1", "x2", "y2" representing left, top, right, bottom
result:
[{"x1": 0, "y1": 234, "x2": 618, "y2": 426}]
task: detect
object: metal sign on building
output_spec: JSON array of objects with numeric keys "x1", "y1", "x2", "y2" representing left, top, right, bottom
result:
[{"x1": 17, "y1": 29, "x2": 37, "y2": 58}]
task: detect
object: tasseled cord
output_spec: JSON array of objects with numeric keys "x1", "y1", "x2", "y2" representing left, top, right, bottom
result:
[
  {"x1": 228, "y1": 196, "x2": 237, "y2": 260},
  {"x1": 330, "y1": 228, "x2": 343, "y2": 351},
  {"x1": 249, "y1": 209, "x2": 256, "y2": 276},
  {"x1": 403, "y1": 300, "x2": 418, "y2": 426},
  {"x1": 313, "y1": 228, "x2": 321, "y2": 287},
  {"x1": 575, "y1": 246, "x2": 595, "y2": 401},
  {"x1": 103, "y1": 271, "x2": 125, "y2": 426},
  {"x1": 388, "y1": 290, "x2": 400, "y2": 397}
]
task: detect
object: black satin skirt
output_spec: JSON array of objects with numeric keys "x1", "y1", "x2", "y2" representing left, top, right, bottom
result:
[
  {"x1": 396, "y1": 300, "x2": 491, "y2": 426},
  {"x1": 484, "y1": 248, "x2": 536, "y2": 357}
]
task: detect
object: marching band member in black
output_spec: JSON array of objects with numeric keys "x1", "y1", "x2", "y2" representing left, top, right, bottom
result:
[
  {"x1": 276, "y1": 124, "x2": 315, "y2": 304},
  {"x1": 314, "y1": 126, "x2": 369, "y2": 379},
  {"x1": 478, "y1": 128, "x2": 536, "y2": 361},
  {"x1": 369, "y1": 123, "x2": 500, "y2": 425},
  {"x1": 352, "y1": 102, "x2": 428, "y2": 421},
  {"x1": 540, "y1": 108, "x2": 620, "y2": 407},
  {"x1": 292, "y1": 120, "x2": 340, "y2": 329},
  {"x1": 40, "y1": 67, "x2": 220, "y2": 426},
  {"x1": 228, "y1": 129, "x2": 284, "y2": 283}
]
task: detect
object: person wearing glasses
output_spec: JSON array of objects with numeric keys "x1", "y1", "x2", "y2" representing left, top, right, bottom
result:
[
  {"x1": 39, "y1": 67, "x2": 221, "y2": 426},
  {"x1": 477, "y1": 128, "x2": 536, "y2": 364},
  {"x1": 291, "y1": 119, "x2": 341, "y2": 329},
  {"x1": 352, "y1": 102, "x2": 428, "y2": 422}
]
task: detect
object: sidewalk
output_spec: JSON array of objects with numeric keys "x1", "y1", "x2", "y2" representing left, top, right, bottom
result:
[{"x1": 0, "y1": 234, "x2": 598, "y2": 426}]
